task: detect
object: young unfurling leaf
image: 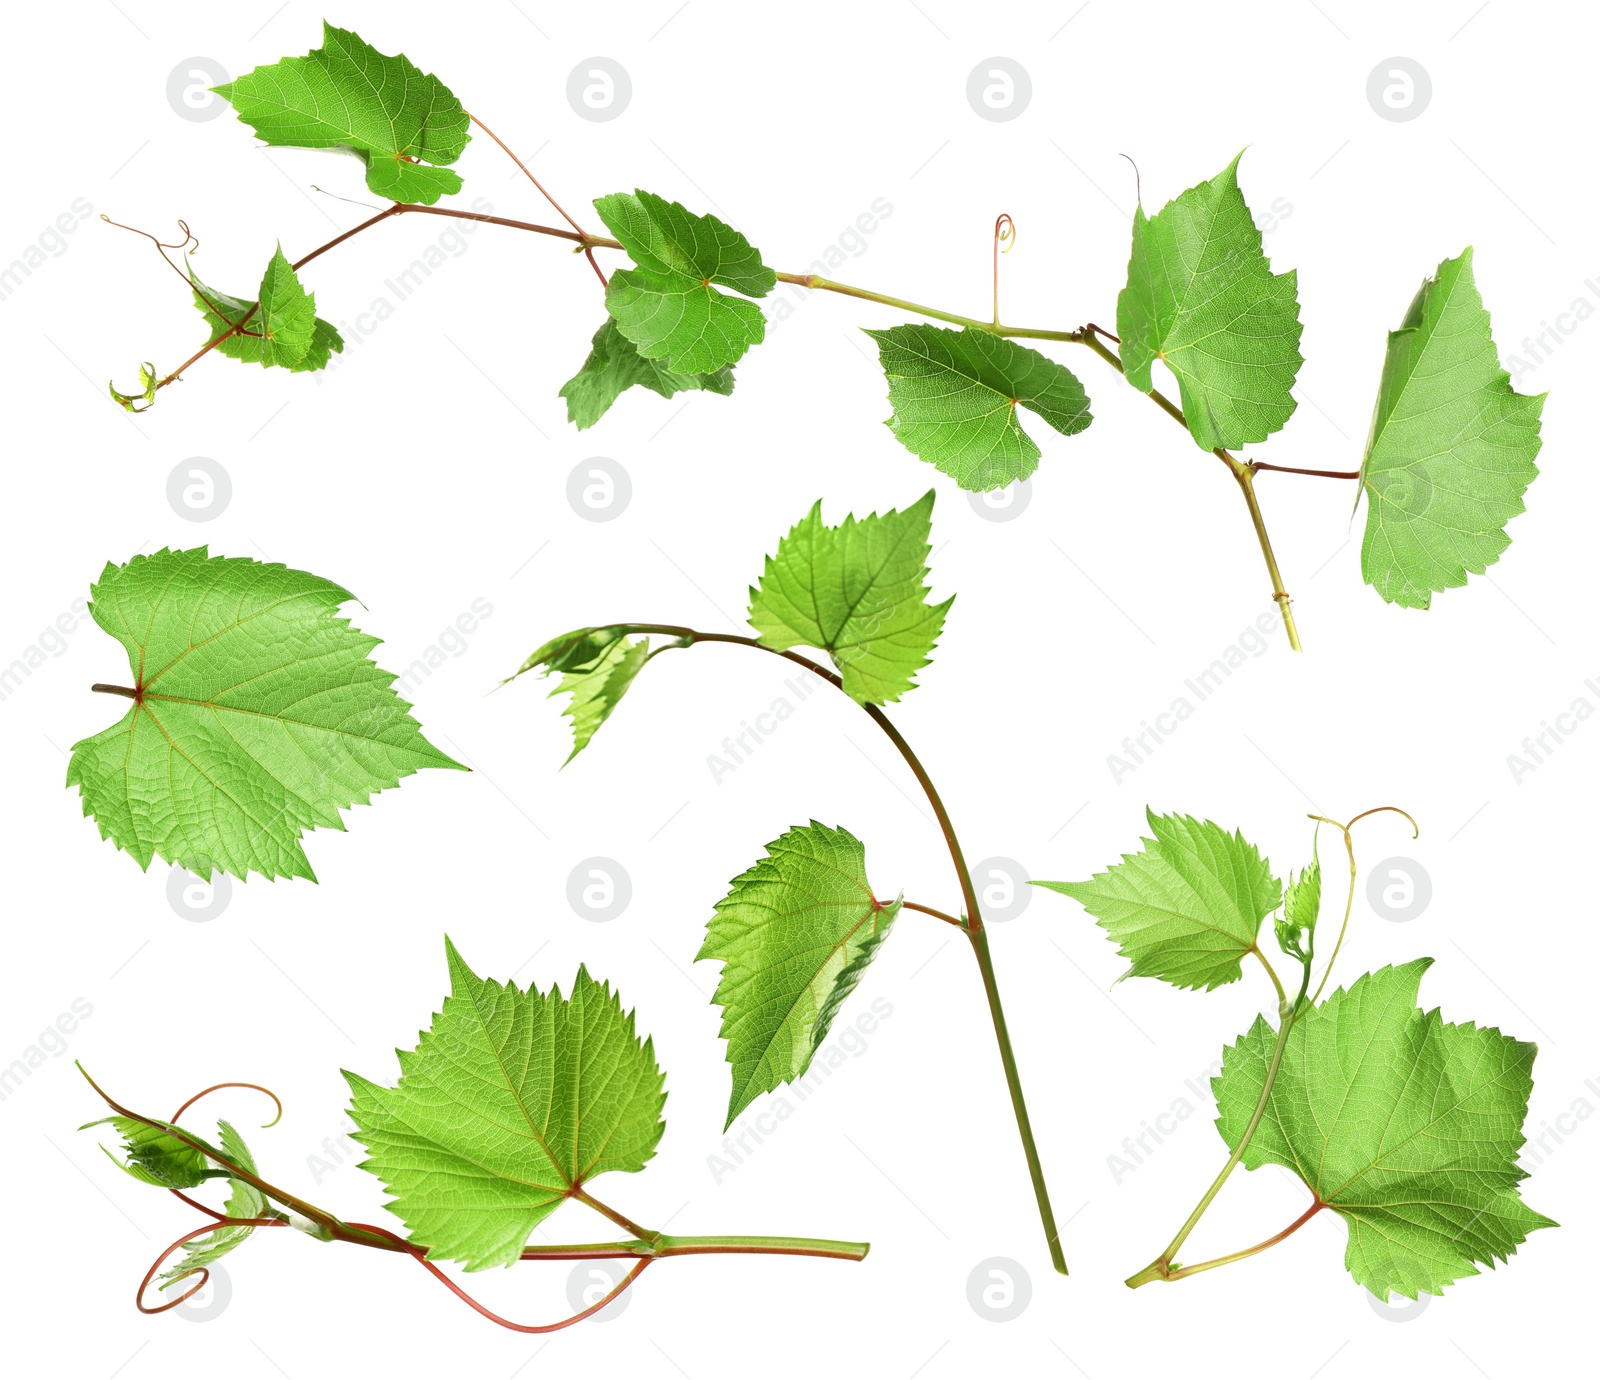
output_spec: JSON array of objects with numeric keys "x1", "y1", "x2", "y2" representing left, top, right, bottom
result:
[
  {"x1": 85, "y1": 1114, "x2": 219, "y2": 1189},
  {"x1": 346, "y1": 939, "x2": 667, "y2": 1271},
  {"x1": 67, "y1": 548, "x2": 464, "y2": 882},
  {"x1": 698, "y1": 823, "x2": 900, "y2": 1126},
  {"x1": 1358, "y1": 248, "x2": 1545, "y2": 609},
  {"x1": 595, "y1": 190, "x2": 776, "y2": 373},
  {"x1": 505, "y1": 626, "x2": 655, "y2": 763},
  {"x1": 1034, "y1": 810, "x2": 1281, "y2": 991},
  {"x1": 1117, "y1": 152, "x2": 1303, "y2": 451},
  {"x1": 1274, "y1": 845, "x2": 1321, "y2": 964},
  {"x1": 215, "y1": 22, "x2": 469, "y2": 205},
  {"x1": 190, "y1": 248, "x2": 342, "y2": 372},
  {"x1": 866, "y1": 324, "x2": 1093, "y2": 490},
  {"x1": 1213, "y1": 960, "x2": 1555, "y2": 1298},
  {"x1": 748, "y1": 491, "x2": 953, "y2": 705},
  {"x1": 561, "y1": 317, "x2": 734, "y2": 429}
]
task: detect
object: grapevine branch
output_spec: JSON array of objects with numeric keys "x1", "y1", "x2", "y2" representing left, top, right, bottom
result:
[
  {"x1": 1124, "y1": 805, "x2": 1419, "y2": 1288},
  {"x1": 108, "y1": 121, "x2": 1357, "y2": 653},
  {"x1": 80, "y1": 1068, "x2": 867, "y2": 1333},
  {"x1": 554, "y1": 623, "x2": 1068, "y2": 1275}
]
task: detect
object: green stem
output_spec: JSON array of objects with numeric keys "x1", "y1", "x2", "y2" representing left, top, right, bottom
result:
[
  {"x1": 1125, "y1": 998, "x2": 1299, "y2": 1288},
  {"x1": 1076, "y1": 334, "x2": 1303, "y2": 652},
  {"x1": 126, "y1": 195, "x2": 1326, "y2": 650},
  {"x1": 626, "y1": 627, "x2": 1068, "y2": 1275}
]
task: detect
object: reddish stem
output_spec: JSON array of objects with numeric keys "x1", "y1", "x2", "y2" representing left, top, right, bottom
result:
[{"x1": 344, "y1": 1220, "x2": 651, "y2": 1333}]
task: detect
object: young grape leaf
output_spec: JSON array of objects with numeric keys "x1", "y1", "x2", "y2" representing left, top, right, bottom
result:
[
  {"x1": 1274, "y1": 846, "x2": 1321, "y2": 964},
  {"x1": 505, "y1": 626, "x2": 654, "y2": 763},
  {"x1": 215, "y1": 22, "x2": 470, "y2": 205},
  {"x1": 1034, "y1": 810, "x2": 1282, "y2": 991},
  {"x1": 1358, "y1": 248, "x2": 1545, "y2": 609},
  {"x1": 697, "y1": 822, "x2": 901, "y2": 1126},
  {"x1": 159, "y1": 1121, "x2": 267, "y2": 1283},
  {"x1": 67, "y1": 548, "x2": 464, "y2": 883},
  {"x1": 747, "y1": 491, "x2": 953, "y2": 705},
  {"x1": 865, "y1": 324, "x2": 1092, "y2": 490},
  {"x1": 1214, "y1": 960, "x2": 1555, "y2": 1298},
  {"x1": 344, "y1": 939, "x2": 667, "y2": 1271},
  {"x1": 190, "y1": 249, "x2": 343, "y2": 372},
  {"x1": 561, "y1": 317, "x2": 734, "y2": 430},
  {"x1": 594, "y1": 190, "x2": 776, "y2": 373},
  {"x1": 1117, "y1": 152, "x2": 1303, "y2": 451},
  {"x1": 84, "y1": 1114, "x2": 217, "y2": 1189}
]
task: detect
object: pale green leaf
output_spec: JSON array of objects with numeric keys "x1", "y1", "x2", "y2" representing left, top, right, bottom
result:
[
  {"x1": 1117, "y1": 152, "x2": 1303, "y2": 451},
  {"x1": 697, "y1": 822, "x2": 900, "y2": 1126},
  {"x1": 865, "y1": 324, "x2": 1092, "y2": 490},
  {"x1": 1215, "y1": 960, "x2": 1555, "y2": 1298},
  {"x1": 84, "y1": 1115, "x2": 216, "y2": 1189},
  {"x1": 67, "y1": 548, "x2": 464, "y2": 882},
  {"x1": 595, "y1": 190, "x2": 775, "y2": 373},
  {"x1": 1358, "y1": 248, "x2": 1545, "y2": 609},
  {"x1": 561, "y1": 317, "x2": 734, "y2": 430},
  {"x1": 216, "y1": 22, "x2": 469, "y2": 205},
  {"x1": 747, "y1": 491, "x2": 953, "y2": 705},
  {"x1": 190, "y1": 249, "x2": 342, "y2": 372},
  {"x1": 1034, "y1": 809, "x2": 1282, "y2": 991},
  {"x1": 160, "y1": 1121, "x2": 268, "y2": 1283},
  {"x1": 345, "y1": 939, "x2": 667, "y2": 1271},
  {"x1": 507, "y1": 625, "x2": 654, "y2": 763}
]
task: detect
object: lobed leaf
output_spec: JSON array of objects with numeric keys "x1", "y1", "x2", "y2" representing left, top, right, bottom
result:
[
  {"x1": 190, "y1": 249, "x2": 343, "y2": 373},
  {"x1": 1214, "y1": 960, "x2": 1555, "y2": 1298},
  {"x1": 1358, "y1": 248, "x2": 1545, "y2": 609},
  {"x1": 1117, "y1": 152, "x2": 1303, "y2": 451},
  {"x1": 866, "y1": 324, "x2": 1092, "y2": 490},
  {"x1": 698, "y1": 823, "x2": 900, "y2": 1126},
  {"x1": 1034, "y1": 809, "x2": 1281, "y2": 991},
  {"x1": 747, "y1": 491, "x2": 953, "y2": 705},
  {"x1": 345, "y1": 939, "x2": 667, "y2": 1271},
  {"x1": 67, "y1": 548, "x2": 464, "y2": 882},
  {"x1": 560, "y1": 317, "x2": 734, "y2": 430},
  {"x1": 595, "y1": 190, "x2": 775, "y2": 373},
  {"x1": 215, "y1": 22, "x2": 469, "y2": 205}
]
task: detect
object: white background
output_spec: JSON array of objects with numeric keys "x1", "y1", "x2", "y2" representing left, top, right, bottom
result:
[{"x1": 1, "y1": 1, "x2": 1592, "y2": 1375}]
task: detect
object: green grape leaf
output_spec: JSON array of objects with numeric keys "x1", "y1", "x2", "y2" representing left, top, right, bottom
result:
[
  {"x1": 190, "y1": 250, "x2": 343, "y2": 372},
  {"x1": 215, "y1": 22, "x2": 469, "y2": 205},
  {"x1": 747, "y1": 491, "x2": 953, "y2": 706},
  {"x1": 1274, "y1": 848, "x2": 1321, "y2": 964},
  {"x1": 865, "y1": 324, "x2": 1092, "y2": 490},
  {"x1": 507, "y1": 626, "x2": 654, "y2": 764},
  {"x1": 1117, "y1": 152, "x2": 1303, "y2": 451},
  {"x1": 1214, "y1": 960, "x2": 1555, "y2": 1298},
  {"x1": 1034, "y1": 809, "x2": 1282, "y2": 991},
  {"x1": 67, "y1": 548, "x2": 464, "y2": 883},
  {"x1": 561, "y1": 317, "x2": 734, "y2": 430},
  {"x1": 697, "y1": 822, "x2": 901, "y2": 1127},
  {"x1": 1357, "y1": 248, "x2": 1545, "y2": 609},
  {"x1": 160, "y1": 1120, "x2": 267, "y2": 1283},
  {"x1": 344, "y1": 939, "x2": 667, "y2": 1271},
  {"x1": 84, "y1": 1114, "x2": 216, "y2": 1189},
  {"x1": 594, "y1": 190, "x2": 775, "y2": 373}
]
